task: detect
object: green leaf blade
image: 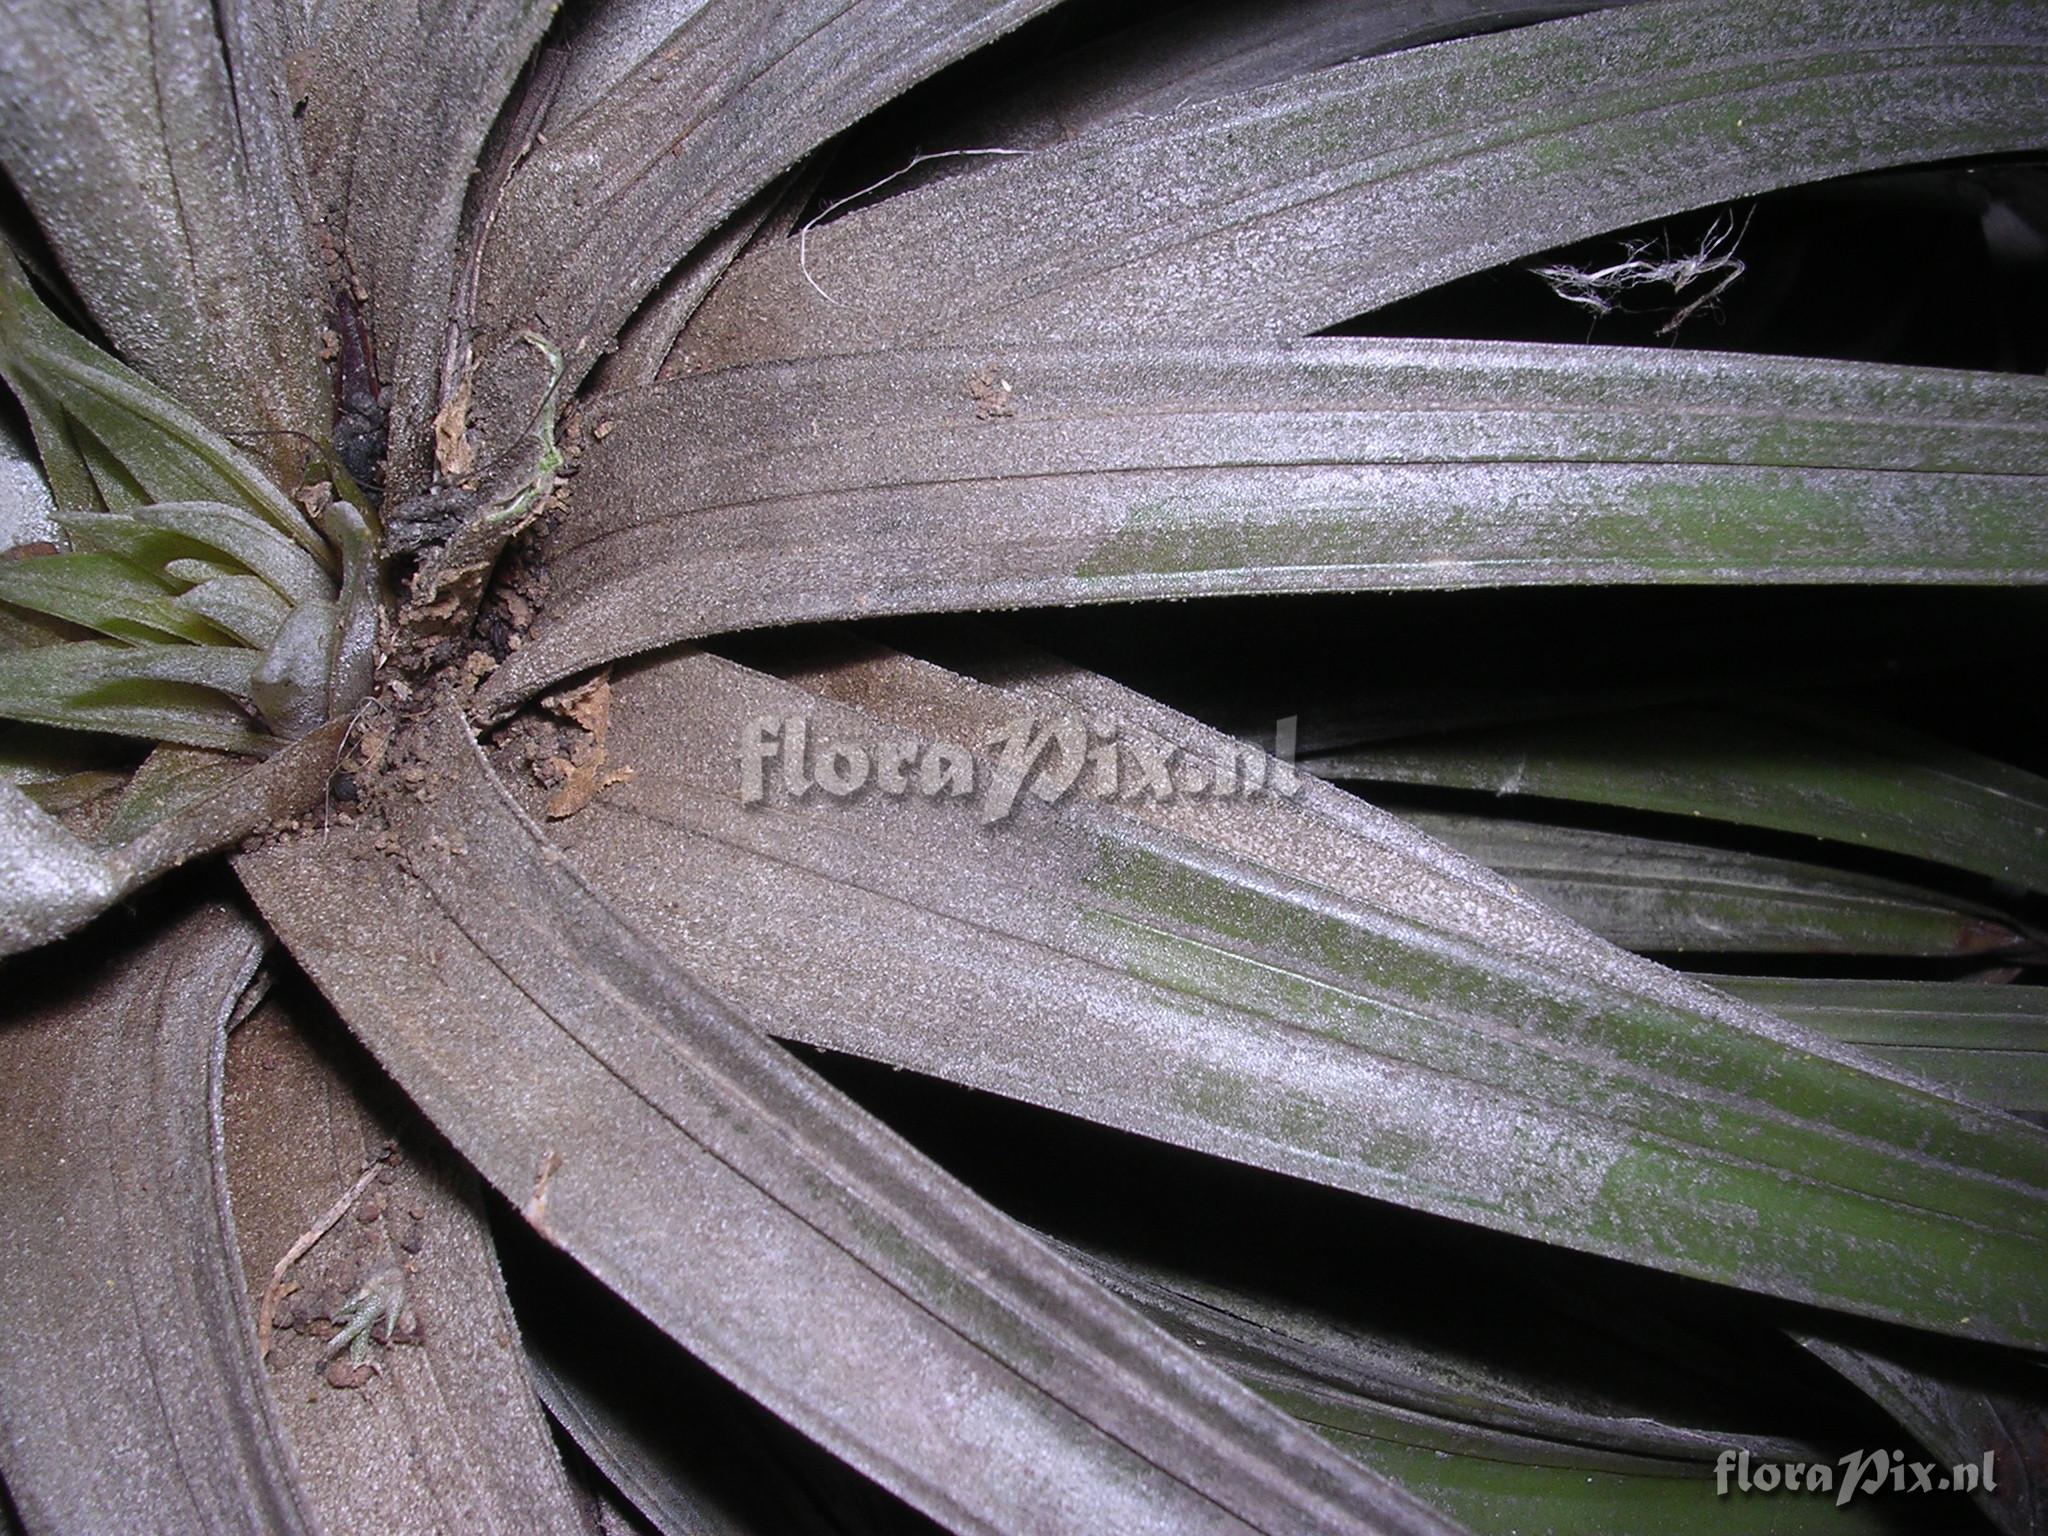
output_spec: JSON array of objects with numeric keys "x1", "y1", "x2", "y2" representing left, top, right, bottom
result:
[
  {"x1": 0, "y1": 253, "x2": 330, "y2": 567},
  {"x1": 0, "y1": 639, "x2": 270, "y2": 752},
  {"x1": 0, "y1": 551, "x2": 237, "y2": 645},
  {"x1": 1398, "y1": 811, "x2": 2035, "y2": 959},
  {"x1": 1310, "y1": 702, "x2": 2048, "y2": 894}
]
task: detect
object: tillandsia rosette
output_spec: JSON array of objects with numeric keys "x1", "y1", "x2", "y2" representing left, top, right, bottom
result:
[
  {"x1": 0, "y1": 247, "x2": 380, "y2": 950},
  {"x1": 2, "y1": 2, "x2": 2048, "y2": 1535}
]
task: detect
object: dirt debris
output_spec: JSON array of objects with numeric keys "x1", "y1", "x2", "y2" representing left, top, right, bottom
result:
[
  {"x1": 433, "y1": 369, "x2": 478, "y2": 480},
  {"x1": 536, "y1": 669, "x2": 635, "y2": 818},
  {"x1": 966, "y1": 360, "x2": 1016, "y2": 419}
]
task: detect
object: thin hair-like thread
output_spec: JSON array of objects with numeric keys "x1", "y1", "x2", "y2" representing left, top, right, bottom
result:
[{"x1": 798, "y1": 147, "x2": 1029, "y2": 306}]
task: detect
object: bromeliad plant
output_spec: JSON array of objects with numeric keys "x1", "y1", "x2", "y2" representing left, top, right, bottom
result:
[
  {"x1": 2, "y1": 2, "x2": 2047, "y2": 1534},
  {"x1": 0, "y1": 252, "x2": 359, "y2": 751},
  {"x1": 0, "y1": 248, "x2": 381, "y2": 951}
]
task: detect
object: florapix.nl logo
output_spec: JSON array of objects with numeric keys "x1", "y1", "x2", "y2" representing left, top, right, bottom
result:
[
  {"x1": 739, "y1": 714, "x2": 1305, "y2": 824},
  {"x1": 1715, "y1": 1448, "x2": 1997, "y2": 1507}
]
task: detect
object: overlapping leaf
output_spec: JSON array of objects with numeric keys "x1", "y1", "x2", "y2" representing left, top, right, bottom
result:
[
  {"x1": 238, "y1": 709, "x2": 1463, "y2": 1536},
  {"x1": 1310, "y1": 701, "x2": 2048, "y2": 893},
  {"x1": 0, "y1": 721, "x2": 341, "y2": 956},
  {"x1": 514, "y1": 1200, "x2": 1893, "y2": 1536},
  {"x1": 1399, "y1": 811, "x2": 2037, "y2": 958},
  {"x1": 513, "y1": 1222, "x2": 949, "y2": 1536},
  {"x1": 592, "y1": 174, "x2": 815, "y2": 393},
  {"x1": 0, "y1": 901, "x2": 317, "y2": 1534},
  {"x1": 479, "y1": 339, "x2": 2048, "y2": 714},
  {"x1": 0, "y1": 0, "x2": 324, "y2": 474},
  {"x1": 0, "y1": 250, "x2": 326, "y2": 555},
  {"x1": 1714, "y1": 977, "x2": 2048, "y2": 1113},
  {"x1": 677, "y1": 0, "x2": 2048, "y2": 363},
  {"x1": 222, "y1": 984, "x2": 588, "y2": 1536},
  {"x1": 1798, "y1": 1333, "x2": 2045, "y2": 1536},
  {"x1": 492, "y1": 638, "x2": 2048, "y2": 1344},
  {"x1": 1071, "y1": 1245, "x2": 1930, "y2": 1536},
  {"x1": 465, "y1": 0, "x2": 1068, "y2": 420},
  {"x1": 0, "y1": 642, "x2": 270, "y2": 752},
  {"x1": 0, "y1": 253, "x2": 379, "y2": 751},
  {"x1": 927, "y1": 0, "x2": 1639, "y2": 153},
  {"x1": 2, "y1": 0, "x2": 2044, "y2": 1529},
  {"x1": 270, "y1": 0, "x2": 559, "y2": 493}
]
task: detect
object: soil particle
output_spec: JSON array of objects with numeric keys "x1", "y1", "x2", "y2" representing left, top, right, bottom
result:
[
  {"x1": 966, "y1": 360, "x2": 1016, "y2": 419},
  {"x1": 324, "y1": 1359, "x2": 375, "y2": 1390},
  {"x1": 538, "y1": 670, "x2": 634, "y2": 818}
]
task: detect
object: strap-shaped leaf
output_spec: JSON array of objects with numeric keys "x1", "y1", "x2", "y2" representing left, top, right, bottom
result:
[
  {"x1": 1717, "y1": 977, "x2": 2048, "y2": 1053},
  {"x1": 0, "y1": 720, "x2": 341, "y2": 956},
  {"x1": 1714, "y1": 977, "x2": 2048, "y2": 1113},
  {"x1": 0, "y1": 900, "x2": 320, "y2": 1534},
  {"x1": 174, "y1": 575, "x2": 289, "y2": 648},
  {"x1": 1310, "y1": 701, "x2": 2048, "y2": 893},
  {"x1": 519, "y1": 1199, "x2": 1869, "y2": 1536},
  {"x1": 0, "y1": 551, "x2": 234, "y2": 645},
  {"x1": 678, "y1": 0, "x2": 2048, "y2": 363},
  {"x1": 1068, "y1": 1246, "x2": 1920, "y2": 1536},
  {"x1": 0, "y1": 2, "x2": 324, "y2": 471},
  {"x1": 62, "y1": 503, "x2": 335, "y2": 611},
  {"x1": 1055, "y1": 1240, "x2": 1808, "y2": 1471},
  {"x1": 478, "y1": 339, "x2": 2048, "y2": 715},
  {"x1": 223, "y1": 985, "x2": 591, "y2": 1536},
  {"x1": 936, "y1": 0, "x2": 1637, "y2": 152},
  {"x1": 514, "y1": 1221, "x2": 949, "y2": 1536},
  {"x1": 468, "y1": 0, "x2": 1068, "y2": 408},
  {"x1": 0, "y1": 639, "x2": 270, "y2": 751},
  {"x1": 273, "y1": 0, "x2": 558, "y2": 492},
  {"x1": 0, "y1": 719, "x2": 128, "y2": 789},
  {"x1": 101, "y1": 744, "x2": 256, "y2": 845},
  {"x1": 0, "y1": 779, "x2": 122, "y2": 952},
  {"x1": 504, "y1": 641, "x2": 2048, "y2": 1344},
  {"x1": 593, "y1": 175, "x2": 811, "y2": 394},
  {"x1": 3, "y1": 346, "x2": 101, "y2": 516},
  {"x1": 163, "y1": 556, "x2": 245, "y2": 584},
  {"x1": 1399, "y1": 811, "x2": 2036, "y2": 958},
  {"x1": 1798, "y1": 1333, "x2": 2045, "y2": 1536},
  {"x1": 0, "y1": 255, "x2": 329, "y2": 565},
  {"x1": 1, "y1": 410, "x2": 57, "y2": 549},
  {"x1": 237, "y1": 709, "x2": 1465, "y2": 1536}
]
